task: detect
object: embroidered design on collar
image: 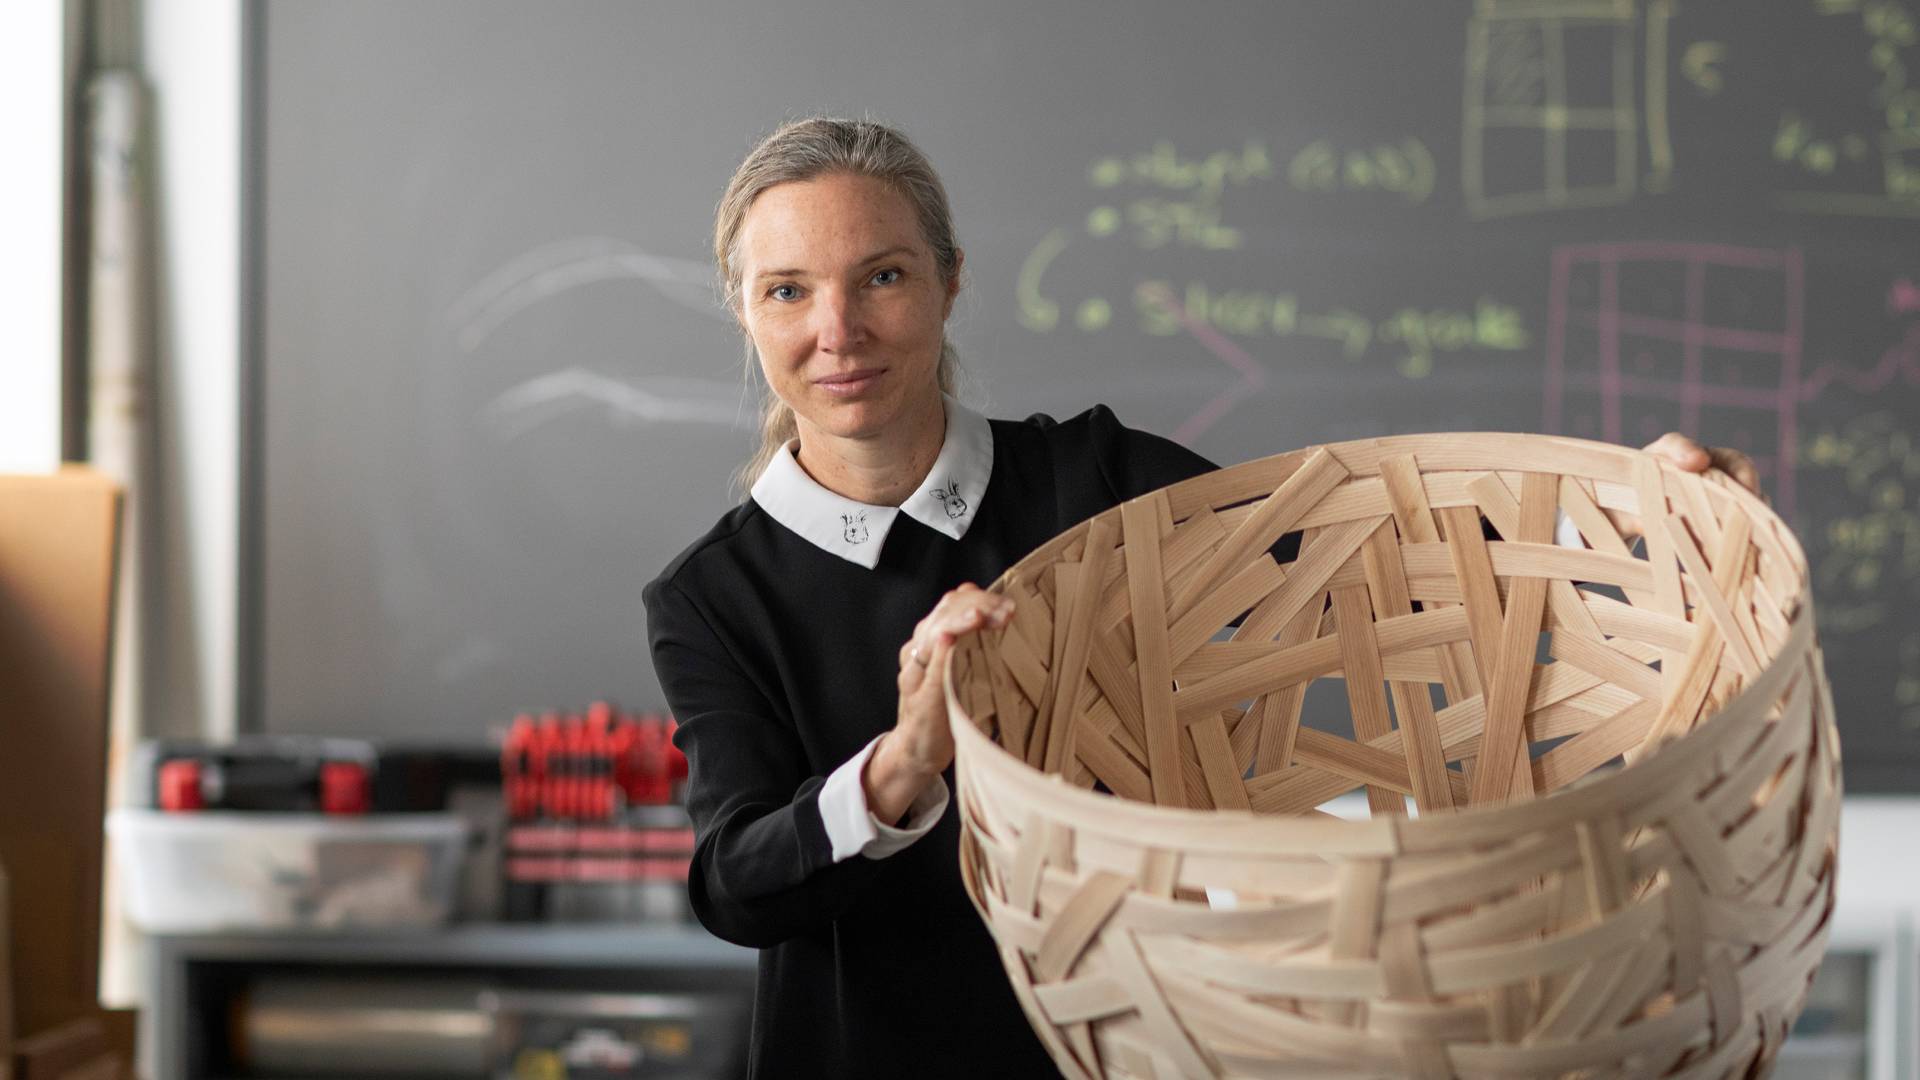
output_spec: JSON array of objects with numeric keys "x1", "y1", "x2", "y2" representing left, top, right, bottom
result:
[
  {"x1": 747, "y1": 395, "x2": 993, "y2": 567},
  {"x1": 929, "y1": 479, "x2": 968, "y2": 519},
  {"x1": 841, "y1": 511, "x2": 870, "y2": 544}
]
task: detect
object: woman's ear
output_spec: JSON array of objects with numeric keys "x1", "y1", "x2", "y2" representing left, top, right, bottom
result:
[{"x1": 943, "y1": 249, "x2": 965, "y2": 317}]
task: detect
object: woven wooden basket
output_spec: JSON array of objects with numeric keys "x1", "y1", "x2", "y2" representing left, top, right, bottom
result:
[{"x1": 942, "y1": 433, "x2": 1839, "y2": 1080}]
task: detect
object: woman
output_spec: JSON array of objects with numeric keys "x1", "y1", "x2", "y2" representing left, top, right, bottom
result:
[{"x1": 643, "y1": 117, "x2": 1756, "y2": 1078}]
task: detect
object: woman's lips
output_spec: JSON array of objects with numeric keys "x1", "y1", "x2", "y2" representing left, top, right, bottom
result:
[{"x1": 815, "y1": 368, "x2": 885, "y2": 396}]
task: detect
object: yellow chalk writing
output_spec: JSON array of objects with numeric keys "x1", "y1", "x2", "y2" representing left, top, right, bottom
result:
[{"x1": 1131, "y1": 279, "x2": 1530, "y2": 378}]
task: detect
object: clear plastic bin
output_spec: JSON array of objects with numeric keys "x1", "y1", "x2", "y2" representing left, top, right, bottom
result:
[{"x1": 107, "y1": 809, "x2": 468, "y2": 932}]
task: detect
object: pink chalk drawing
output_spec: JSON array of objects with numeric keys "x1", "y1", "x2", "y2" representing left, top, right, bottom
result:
[
  {"x1": 1545, "y1": 242, "x2": 1807, "y2": 517},
  {"x1": 1890, "y1": 278, "x2": 1920, "y2": 316},
  {"x1": 1549, "y1": 248, "x2": 1920, "y2": 521},
  {"x1": 1135, "y1": 282, "x2": 1271, "y2": 446},
  {"x1": 1800, "y1": 322, "x2": 1920, "y2": 400}
]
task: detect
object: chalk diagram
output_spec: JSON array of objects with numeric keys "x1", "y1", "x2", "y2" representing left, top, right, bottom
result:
[
  {"x1": 1016, "y1": 140, "x2": 1515, "y2": 446},
  {"x1": 443, "y1": 237, "x2": 750, "y2": 437},
  {"x1": 396, "y1": 236, "x2": 754, "y2": 699},
  {"x1": 1463, "y1": 0, "x2": 1675, "y2": 218},
  {"x1": 1464, "y1": 0, "x2": 1920, "y2": 219},
  {"x1": 1544, "y1": 241, "x2": 1920, "y2": 522},
  {"x1": 1773, "y1": 0, "x2": 1920, "y2": 218},
  {"x1": 1134, "y1": 282, "x2": 1270, "y2": 447}
]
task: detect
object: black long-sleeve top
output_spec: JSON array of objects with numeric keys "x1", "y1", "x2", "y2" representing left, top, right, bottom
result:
[{"x1": 641, "y1": 404, "x2": 1220, "y2": 1078}]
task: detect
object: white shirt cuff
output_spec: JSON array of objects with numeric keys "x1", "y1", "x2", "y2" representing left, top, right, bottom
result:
[{"x1": 819, "y1": 733, "x2": 951, "y2": 862}]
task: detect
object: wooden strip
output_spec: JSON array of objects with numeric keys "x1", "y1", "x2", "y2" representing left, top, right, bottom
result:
[
  {"x1": 1031, "y1": 871, "x2": 1133, "y2": 982},
  {"x1": 1467, "y1": 472, "x2": 1556, "y2": 805},
  {"x1": 1634, "y1": 456, "x2": 1686, "y2": 706},
  {"x1": 1168, "y1": 556, "x2": 1287, "y2": 665},
  {"x1": 1043, "y1": 518, "x2": 1119, "y2": 774},
  {"x1": 1121, "y1": 496, "x2": 1183, "y2": 807},
  {"x1": 1061, "y1": 1022, "x2": 1100, "y2": 1080},
  {"x1": 1384, "y1": 455, "x2": 1484, "y2": 705},
  {"x1": 1779, "y1": 654, "x2": 1839, "y2": 906},
  {"x1": 1136, "y1": 848, "x2": 1180, "y2": 898},
  {"x1": 1468, "y1": 474, "x2": 1619, "y2": 682},
  {"x1": 1225, "y1": 705, "x2": 1259, "y2": 776},
  {"x1": 1071, "y1": 724, "x2": 1153, "y2": 804},
  {"x1": 1045, "y1": 818, "x2": 1076, "y2": 874},
  {"x1": 1083, "y1": 635, "x2": 1146, "y2": 754},
  {"x1": 1664, "y1": 515, "x2": 1760, "y2": 680},
  {"x1": 1379, "y1": 455, "x2": 1439, "y2": 544},
  {"x1": 1095, "y1": 506, "x2": 1226, "y2": 632},
  {"x1": 1664, "y1": 802, "x2": 1740, "y2": 898},
  {"x1": 1248, "y1": 719, "x2": 1481, "y2": 815},
  {"x1": 1191, "y1": 712, "x2": 1251, "y2": 811},
  {"x1": 1465, "y1": 472, "x2": 1523, "y2": 541},
  {"x1": 1101, "y1": 930, "x2": 1220, "y2": 1078},
  {"x1": 1529, "y1": 699, "x2": 1657, "y2": 791},
  {"x1": 1168, "y1": 447, "x2": 1347, "y2": 623},
  {"x1": 1664, "y1": 862, "x2": 1706, "y2": 995},
  {"x1": 1577, "y1": 813, "x2": 1629, "y2": 916},
  {"x1": 1438, "y1": 505, "x2": 1504, "y2": 690},
  {"x1": 1333, "y1": 583, "x2": 1405, "y2": 816},
  {"x1": 1036, "y1": 564, "x2": 1082, "y2": 764},
  {"x1": 1327, "y1": 858, "x2": 1389, "y2": 1025},
  {"x1": 1234, "y1": 517, "x2": 1379, "y2": 647},
  {"x1": 1556, "y1": 474, "x2": 1631, "y2": 558},
  {"x1": 1249, "y1": 597, "x2": 1320, "y2": 774},
  {"x1": 1378, "y1": 921, "x2": 1436, "y2": 1002},
  {"x1": 985, "y1": 641, "x2": 1035, "y2": 763},
  {"x1": 1004, "y1": 577, "x2": 1052, "y2": 670},
  {"x1": 1361, "y1": 519, "x2": 1455, "y2": 814},
  {"x1": 1032, "y1": 975, "x2": 1134, "y2": 1026},
  {"x1": 1291, "y1": 728, "x2": 1427, "y2": 798},
  {"x1": 1547, "y1": 631, "x2": 1662, "y2": 703},
  {"x1": 1705, "y1": 506, "x2": 1761, "y2": 668},
  {"x1": 1234, "y1": 518, "x2": 1318, "y2": 641},
  {"x1": 1381, "y1": 542, "x2": 1658, "y2": 601},
  {"x1": 1174, "y1": 605, "x2": 1471, "y2": 721},
  {"x1": 997, "y1": 618, "x2": 1051, "y2": 708},
  {"x1": 1529, "y1": 934, "x2": 1659, "y2": 1042},
  {"x1": 1006, "y1": 816, "x2": 1053, "y2": 916},
  {"x1": 1178, "y1": 731, "x2": 1217, "y2": 810},
  {"x1": 1644, "y1": 567, "x2": 1743, "y2": 751},
  {"x1": 1376, "y1": 925, "x2": 1454, "y2": 1079},
  {"x1": 1288, "y1": 475, "x2": 1393, "y2": 530},
  {"x1": 1674, "y1": 469, "x2": 1723, "y2": 555}
]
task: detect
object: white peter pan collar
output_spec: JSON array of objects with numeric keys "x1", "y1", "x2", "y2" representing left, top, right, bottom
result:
[{"x1": 750, "y1": 395, "x2": 995, "y2": 569}]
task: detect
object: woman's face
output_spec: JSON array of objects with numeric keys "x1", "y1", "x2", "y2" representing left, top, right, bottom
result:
[{"x1": 735, "y1": 171, "x2": 960, "y2": 445}]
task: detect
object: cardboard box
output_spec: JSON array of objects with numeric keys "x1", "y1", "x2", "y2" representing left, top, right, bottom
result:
[{"x1": 0, "y1": 469, "x2": 121, "y2": 1062}]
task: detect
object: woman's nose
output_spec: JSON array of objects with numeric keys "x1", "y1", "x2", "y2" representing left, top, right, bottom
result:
[{"x1": 813, "y1": 287, "x2": 865, "y2": 352}]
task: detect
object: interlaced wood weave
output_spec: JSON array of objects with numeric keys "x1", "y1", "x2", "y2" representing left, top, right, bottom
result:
[{"x1": 942, "y1": 434, "x2": 1839, "y2": 1080}]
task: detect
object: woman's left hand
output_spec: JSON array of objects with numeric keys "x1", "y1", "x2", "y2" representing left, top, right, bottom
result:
[
  {"x1": 1607, "y1": 432, "x2": 1763, "y2": 541},
  {"x1": 861, "y1": 584, "x2": 1014, "y2": 826}
]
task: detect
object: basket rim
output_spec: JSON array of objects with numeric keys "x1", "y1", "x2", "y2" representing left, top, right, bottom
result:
[
  {"x1": 1004, "y1": 432, "x2": 1801, "y2": 578},
  {"x1": 943, "y1": 432, "x2": 1815, "y2": 853}
]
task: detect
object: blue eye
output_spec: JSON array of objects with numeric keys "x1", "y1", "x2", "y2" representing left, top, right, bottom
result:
[
  {"x1": 870, "y1": 268, "x2": 901, "y2": 286},
  {"x1": 769, "y1": 284, "x2": 800, "y2": 301}
]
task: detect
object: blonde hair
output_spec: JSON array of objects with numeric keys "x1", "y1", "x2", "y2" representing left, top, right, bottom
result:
[{"x1": 715, "y1": 116, "x2": 964, "y2": 496}]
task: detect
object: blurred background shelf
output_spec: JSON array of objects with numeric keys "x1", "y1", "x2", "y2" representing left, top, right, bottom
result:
[
  {"x1": 149, "y1": 922, "x2": 753, "y2": 971},
  {"x1": 146, "y1": 924, "x2": 755, "y2": 1080}
]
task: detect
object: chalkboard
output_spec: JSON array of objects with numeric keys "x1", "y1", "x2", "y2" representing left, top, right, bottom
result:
[{"x1": 254, "y1": 0, "x2": 1920, "y2": 791}]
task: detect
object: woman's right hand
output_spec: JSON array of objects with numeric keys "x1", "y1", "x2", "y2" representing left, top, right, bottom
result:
[{"x1": 862, "y1": 583, "x2": 1014, "y2": 824}]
